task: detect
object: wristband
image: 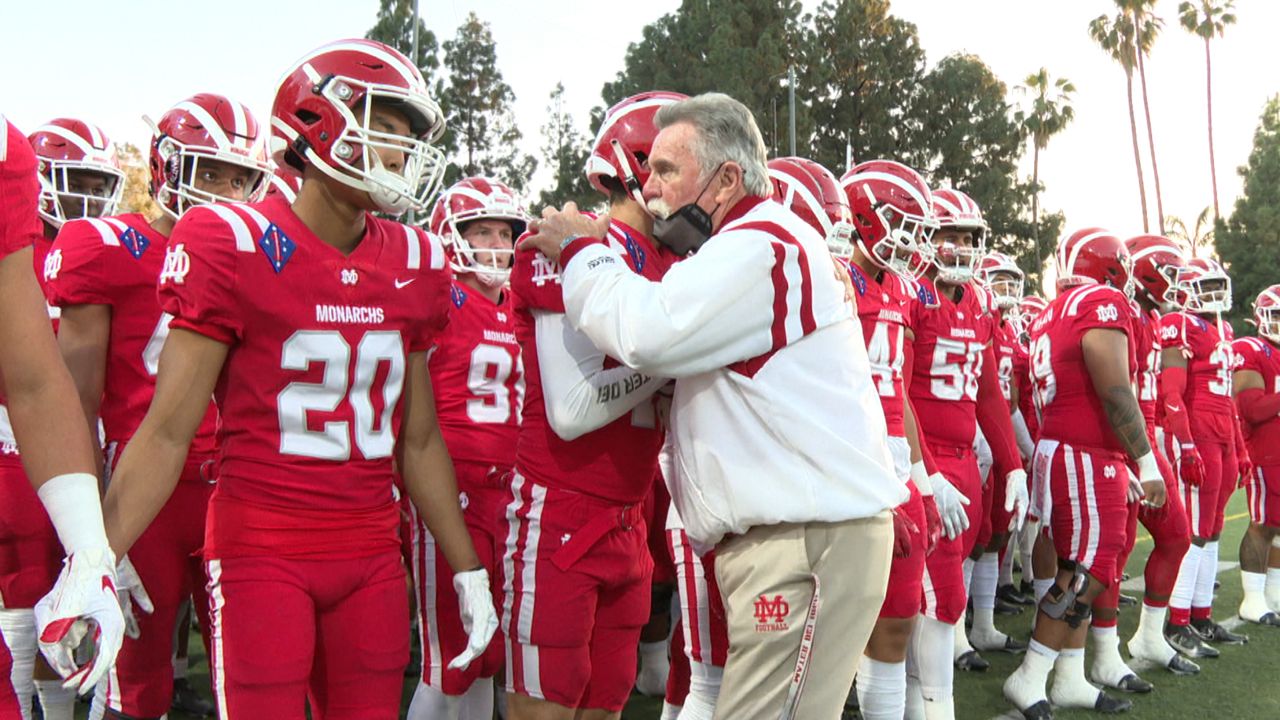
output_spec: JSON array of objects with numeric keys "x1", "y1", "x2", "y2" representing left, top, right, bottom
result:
[
  {"x1": 910, "y1": 461, "x2": 933, "y2": 495},
  {"x1": 36, "y1": 472, "x2": 110, "y2": 555},
  {"x1": 1134, "y1": 452, "x2": 1161, "y2": 483}
]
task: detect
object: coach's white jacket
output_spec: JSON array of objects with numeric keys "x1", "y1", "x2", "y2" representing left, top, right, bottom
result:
[{"x1": 559, "y1": 195, "x2": 907, "y2": 553}]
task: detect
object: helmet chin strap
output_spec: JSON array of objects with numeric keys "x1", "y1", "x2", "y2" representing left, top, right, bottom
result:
[{"x1": 610, "y1": 140, "x2": 647, "y2": 206}]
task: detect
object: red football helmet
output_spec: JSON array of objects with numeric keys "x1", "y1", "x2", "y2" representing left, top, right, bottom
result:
[
  {"x1": 430, "y1": 176, "x2": 529, "y2": 287},
  {"x1": 265, "y1": 164, "x2": 303, "y2": 204},
  {"x1": 978, "y1": 251, "x2": 1024, "y2": 311},
  {"x1": 272, "y1": 39, "x2": 447, "y2": 215},
  {"x1": 585, "y1": 91, "x2": 687, "y2": 205},
  {"x1": 839, "y1": 160, "x2": 936, "y2": 276},
  {"x1": 1176, "y1": 257, "x2": 1232, "y2": 315},
  {"x1": 931, "y1": 188, "x2": 988, "y2": 284},
  {"x1": 1253, "y1": 285, "x2": 1280, "y2": 344},
  {"x1": 767, "y1": 156, "x2": 854, "y2": 258},
  {"x1": 1012, "y1": 294, "x2": 1049, "y2": 339},
  {"x1": 1055, "y1": 228, "x2": 1133, "y2": 296},
  {"x1": 146, "y1": 94, "x2": 270, "y2": 220},
  {"x1": 27, "y1": 118, "x2": 125, "y2": 227},
  {"x1": 1125, "y1": 234, "x2": 1186, "y2": 312}
]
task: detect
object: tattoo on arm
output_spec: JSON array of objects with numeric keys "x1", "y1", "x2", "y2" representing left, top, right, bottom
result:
[
  {"x1": 1101, "y1": 386, "x2": 1152, "y2": 460},
  {"x1": 594, "y1": 371, "x2": 652, "y2": 404}
]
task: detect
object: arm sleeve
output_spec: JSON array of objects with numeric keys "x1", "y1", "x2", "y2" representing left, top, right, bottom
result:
[
  {"x1": 976, "y1": 344, "x2": 1022, "y2": 479},
  {"x1": 1234, "y1": 408, "x2": 1251, "y2": 463},
  {"x1": 1237, "y1": 388, "x2": 1280, "y2": 426},
  {"x1": 157, "y1": 209, "x2": 243, "y2": 345},
  {"x1": 1012, "y1": 408, "x2": 1035, "y2": 461},
  {"x1": 1160, "y1": 365, "x2": 1194, "y2": 445},
  {"x1": 902, "y1": 339, "x2": 938, "y2": 475},
  {"x1": 534, "y1": 310, "x2": 665, "y2": 441},
  {"x1": 560, "y1": 232, "x2": 784, "y2": 377}
]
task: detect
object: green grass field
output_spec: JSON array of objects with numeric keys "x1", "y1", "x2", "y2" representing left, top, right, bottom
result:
[{"x1": 72, "y1": 491, "x2": 1280, "y2": 719}]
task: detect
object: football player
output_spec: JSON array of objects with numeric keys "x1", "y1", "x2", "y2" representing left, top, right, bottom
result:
[
  {"x1": 1232, "y1": 285, "x2": 1280, "y2": 626},
  {"x1": 903, "y1": 186, "x2": 1028, "y2": 720},
  {"x1": 44, "y1": 96, "x2": 271, "y2": 720},
  {"x1": 1, "y1": 115, "x2": 123, "y2": 713},
  {"x1": 502, "y1": 90, "x2": 681, "y2": 719},
  {"x1": 97, "y1": 39, "x2": 497, "y2": 717},
  {"x1": 1105, "y1": 235, "x2": 1199, "y2": 682},
  {"x1": 1160, "y1": 257, "x2": 1249, "y2": 650},
  {"x1": 831, "y1": 159, "x2": 943, "y2": 720},
  {"x1": 0, "y1": 118, "x2": 125, "y2": 720},
  {"x1": 1004, "y1": 229, "x2": 1161, "y2": 718},
  {"x1": 406, "y1": 176, "x2": 528, "y2": 719}
]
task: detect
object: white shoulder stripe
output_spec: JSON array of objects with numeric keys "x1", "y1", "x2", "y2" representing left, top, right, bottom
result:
[
  {"x1": 234, "y1": 204, "x2": 271, "y2": 236},
  {"x1": 402, "y1": 225, "x2": 421, "y2": 270},
  {"x1": 203, "y1": 205, "x2": 258, "y2": 253},
  {"x1": 85, "y1": 218, "x2": 121, "y2": 246},
  {"x1": 1066, "y1": 284, "x2": 1111, "y2": 316}
]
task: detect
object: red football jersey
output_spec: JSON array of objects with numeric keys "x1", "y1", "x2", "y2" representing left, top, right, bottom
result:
[
  {"x1": 847, "y1": 261, "x2": 917, "y2": 437},
  {"x1": 428, "y1": 280, "x2": 524, "y2": 467},
  {"x1": 44, "y1": 214, "x2": 218, "y2": 458},
  {"x1": 1029, "y1": 284, "x2": 1135, "y2": 452},
  {"x1": 1159, "y1": 311, "x2": 1236, "y2": 441},
  {"x1": 1233, "y1": 336, "x2": 1280, "y2": 465},
  {"x1": 992, "y1": 313, "x2": 1018, "y2": 405},
  {"x1": 158, "y1": 197, "x2": 451, "y2": 557},
  {"x1": 0, "y1": 118, "x2": 39, "y2": 260},
  {"x1": 1132, "y1": 306, "x2": 1161, "y2": 427},
  {"x1": 509, "y1": 219, "x2": 670, "y2": 505},
  {"x1": 909, "y1": 277, "x2": 995, "y2": 448},
  {"x1": 1013, "y1": 340, "x2": 1039, "y2": 440}
]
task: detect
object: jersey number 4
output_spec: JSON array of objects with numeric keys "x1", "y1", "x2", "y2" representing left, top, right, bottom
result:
[{"x1": 278, "y1": 330, "x2": 405, "y2": 461}]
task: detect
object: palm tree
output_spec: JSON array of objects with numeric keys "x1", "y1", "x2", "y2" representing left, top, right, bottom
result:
[
  {"x1": 1165, "y1": 205, "x2": 1216, "y2": 258},
  {"x1": 1090, "y1": 12, "x2": 1150, "y2": 232},
  {"x1": 1122, "y1": 0, "x2": 1166, "y2": 234},
  {"x1": 1014, "y1": 68, "x2": 1076, "y2": 265},
  {"x1": 1178, "y1": 0, "x2": 1237, "y2": 221}
]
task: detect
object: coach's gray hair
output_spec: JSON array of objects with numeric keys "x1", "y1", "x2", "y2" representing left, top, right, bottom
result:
[{"x1": 654, "y1": 93, "x2": 771, "y2": 197}]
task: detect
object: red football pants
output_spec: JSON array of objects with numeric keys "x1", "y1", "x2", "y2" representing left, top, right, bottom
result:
[
  {"x1": 206, "y1": 551, "x2": 408, "y2": 719},
  {"x1": 921, "y1": 445, "x2": 983, "y2": 623}
]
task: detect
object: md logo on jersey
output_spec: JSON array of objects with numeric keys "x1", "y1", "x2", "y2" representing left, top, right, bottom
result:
[
  {"x1": 451, "y1": 285, "x2": 467, "y2": 309},
  {"x1": 43, "y1": 248, "x2": 62, "y2": 281},
  {"x1": 119, "y1": 227, "x2": 151, "y2": 260},
  {"x1": 623, "y1": 233, "x2": 646, "y2": 273},
  {"x1": 1096, "y1": 304, "x2": 1120, "y2": 323},
  {"x1": 258, "y1": 223, "x2": 297, "y2": 274},
  {"x1": 159, "y1": 243, "x2": 191, "y2": 285}
]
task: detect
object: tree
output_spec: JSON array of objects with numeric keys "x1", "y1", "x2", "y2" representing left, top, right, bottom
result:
[
  {"x1": 1214, "y1": 96, "x2": 1280, "y2": 333},
  {"x1": 117, "y1": 143, "x2": 158, "y2": 217},
  {"x1": 1179, "y1": 0, "x2": 1237, "y2": 221},
  {"x1": 1122, "y1": 0, "x2": 1167, "y2": 233},
  {"x1": 439, "y1": 13, "x2": 536, "y2": 191},
  {"x1": 365, "y1": 0, "x2": 439, "y2": 84},
  {"x1": 537, "y1": 83, "x2": 598, "y2": 211},
  {"x1": 1014, "y1": 68, "x2": 1076, "y2": 269},
  {"x1": 1165, "y1": 206, "x2": 1215, "y2": 258},
  {"x1": 1090, "y1": 11, "x2": 1151, "y2": 233},
  {"x1": 601, "y1": 0, "x2": 807, "y2": 157},
  {"x1": 799, "y1": 0, "x2": 930, "y2": 173}
]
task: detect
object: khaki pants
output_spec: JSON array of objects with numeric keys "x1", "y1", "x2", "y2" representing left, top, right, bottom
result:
[{"x1": 712, "y1": 513, "x2": 893, "y2": 720}]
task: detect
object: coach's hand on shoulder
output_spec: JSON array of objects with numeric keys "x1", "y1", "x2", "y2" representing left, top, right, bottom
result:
[
  {"x1": 449, "y1": 567, "x2": 500, "y2": 671},
  {"x1": 34, "y1": 547, "x2": 126, "y2": 694},
  {"x1": 519, "y1": 202, "x2": 610, "y2": 264}
]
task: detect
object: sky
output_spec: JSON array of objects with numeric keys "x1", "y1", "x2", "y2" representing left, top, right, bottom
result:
[{"x1": 4, "y1": 0, "x2": 1277, "y2": 259}]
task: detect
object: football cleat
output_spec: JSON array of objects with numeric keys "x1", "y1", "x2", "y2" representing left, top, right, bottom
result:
[
  {"x1": 995, "y1": 597, "x2": 1025, "y2": 616},
  {"x1": 171, "y1": 677, "x2": 215, "y2": 717},
  {"x1": 1190, "y1": 618, "x2": 1247, "y2": 645},
  {"x1": 955, "y1": 649, "x2": 990, "y2": 672},
  {"x1": 1164, "y1": 623, "x2": 1220, "y2": 659},
  {"x1": 999, "y1": 583, "x2": 1034, "y2": 606}
]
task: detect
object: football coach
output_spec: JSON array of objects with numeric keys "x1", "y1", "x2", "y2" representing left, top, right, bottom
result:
[{"x1": 519, "y1": 92, "x2": 906, "y2": 719}]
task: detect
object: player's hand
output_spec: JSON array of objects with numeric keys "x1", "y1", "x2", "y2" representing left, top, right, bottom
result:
[
  {"x1": 1178, "y1": 443, "x2": 1205, "y2": 487},
  {"x1": 1238, "y1": 452, "x2": 1254, "y2": 488},
  {"x1": 518, "y1": 203, "x2": 610, "y2": 264},
  {"x1": 1003, "y1": 468, "x2": 1029, "y2": 534},
  {"x1": 930, "y1": 472, "x2": 971, "y2": 541},
  {"x1": 891, "y1": 506, "x2": 917, "y2": 558},
  {"x1": 833, "y1": 259, "x2": 856, "y2": 304},
  {"x1": 34, "y1": 547, "x2": 125, "y2": 694},
  {"x1": 114, "y1": 555, "x2": 153, "y2": 640},
  {"x1": 921, "y1": 495, "x2": 943, "y2": 555},
  {"x1": 448, "y1": 568, "x2": 499, "y2": 671}
]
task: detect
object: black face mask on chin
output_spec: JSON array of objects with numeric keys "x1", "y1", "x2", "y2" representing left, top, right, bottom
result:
[{"x1": 652, "y1": 165, "x2": 725, "y2": 257}]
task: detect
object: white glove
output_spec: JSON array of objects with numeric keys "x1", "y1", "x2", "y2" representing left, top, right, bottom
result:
[
  {"x1": 448, "y1": 568, "x2": 499, "y2": 670},
  {"x1": 1003, "y1": 468, "x2": 1029, "y2": 534},
  {"x1": 114, "y1": 556, "x2": 153, "y2": 640},
  {"x1": 929, "y1": 471, "x2": 971, "y2": 541},
  {"x1": 34, "y1": 547, "x2": 125, "y2": 694},
  {"x1": 1134, "y1": 452, "x2": 1166, "y2": 508}
]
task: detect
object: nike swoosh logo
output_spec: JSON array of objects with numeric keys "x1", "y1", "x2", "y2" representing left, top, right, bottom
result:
[{"x1": 395, "y1": 278, "x2": 415, "y2": 289}]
